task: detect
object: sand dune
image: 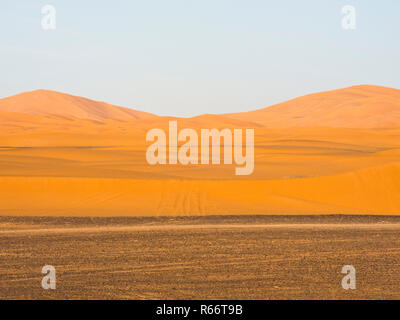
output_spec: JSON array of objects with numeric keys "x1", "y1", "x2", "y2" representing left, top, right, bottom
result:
[
  {"x1": 0, "y1": 161, "x2": 399, "y2": 215},
  {"x1": 0, "y1": 85, "x2": 399, "y2": 215},
  {"x1": 225, "y1": 85, "x2": 400, "y2": 128},
  {"x1": 0, "y1": 89, "x2": 157, "y2": 121}
]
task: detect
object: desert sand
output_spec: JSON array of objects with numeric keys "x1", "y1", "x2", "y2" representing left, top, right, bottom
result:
[
  {"x1": 0, "y1": 85, "x2": 399, "y2": 216},
  {"x1": 226, "y1": 85, "x2": 400, "y2": 128},
  {"x1": 1, "y1": 85, "x2": 400, "y2": 300}
]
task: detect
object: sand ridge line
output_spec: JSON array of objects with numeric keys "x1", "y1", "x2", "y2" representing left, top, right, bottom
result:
[{"x1": 1, "y1": 222, "x2": 400, "y2": 235}]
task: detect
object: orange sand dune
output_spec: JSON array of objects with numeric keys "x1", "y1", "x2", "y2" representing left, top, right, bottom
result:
[
  {"x1": 0, "y1": 89, "x2": 157, "y2": 121},
  {"x1": 226, "y1": 85, "x2": 400, "y2": 128},
  {"x1": 1, "y1": 127, "x2": 400, "y2": 180},
  {"x1": 0, "y1": 85, "x2": 399, "y2": 215},
  {"x1": 0, "y1": 162, "x2": 399, "y2": 216}
]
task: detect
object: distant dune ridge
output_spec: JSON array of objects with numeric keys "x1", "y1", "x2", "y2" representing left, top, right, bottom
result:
[
  {"x1": 225, "y1": 85, "x2": 400, "y2": 128},
  {"x1": 0, "y1": 89, "x2": 157, "y2": 121},
  {"x1": 0, "y1": 85, "x2": 399, "y2": 216},
  {"x1": 1, "y1": 85, "x2": 399, "y2": 127}
]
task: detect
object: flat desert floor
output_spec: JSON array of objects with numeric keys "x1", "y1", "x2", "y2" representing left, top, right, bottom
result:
[{"x1": 1, "y1": 215, "x2": 400, "y2": 300}]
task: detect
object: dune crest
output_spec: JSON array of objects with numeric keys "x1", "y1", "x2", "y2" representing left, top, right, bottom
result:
[
  {"x1": 0, "y1": 89, "x2": 157, "y2": 121},
  {"x1": 225, "y1": 85, "x2": 400, "y2": 128},
  {"x1": 0, "y1": 85, "x2": 399, "y2": 215}
]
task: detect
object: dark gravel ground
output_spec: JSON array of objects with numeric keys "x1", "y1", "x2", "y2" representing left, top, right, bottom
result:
[{"x1": 1, "y1": 215, "x2": 400, "y2": 300}]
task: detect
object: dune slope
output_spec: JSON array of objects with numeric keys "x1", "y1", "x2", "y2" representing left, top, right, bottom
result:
[
  {"x1": 0, "y1": 162, "x2": 399, "y2": 216},
  {"x1": 226, "y1": 85, "x2": 400, "y2": 128},
  {"x1": 0, "y1": 85, "x2": 400, "y2": 215},
  {"x1": 0, "y1": 89, "x2": 157, "y2": 121}
]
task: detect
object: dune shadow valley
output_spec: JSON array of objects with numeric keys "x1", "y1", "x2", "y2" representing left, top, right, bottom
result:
[{"x1": 1, "y1": 85, "x2": 400, "y2": 299}]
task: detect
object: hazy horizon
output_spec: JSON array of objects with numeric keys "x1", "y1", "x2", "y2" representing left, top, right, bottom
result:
[{"x1": 3, "y1": 83, "x2": 399, "y2": 118}]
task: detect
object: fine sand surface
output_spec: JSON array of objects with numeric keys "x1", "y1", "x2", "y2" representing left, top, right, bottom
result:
[
  {"x1": 0, "y1": 85, "x2": 400, "y2": 215},
  {"x1": 1, "y1": 216, "x2": 400, "y2": 300},
  {"x1": 0, "y1": 128, "x2": 399, "y2": 215},
  {"x1": 226, "y1": 85, "x2": 400, "y2": 128}
]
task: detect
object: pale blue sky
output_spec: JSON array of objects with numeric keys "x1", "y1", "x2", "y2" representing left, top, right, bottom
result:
[{"x1": 1, "y1": 0, "x2": 399, "y2": 116}]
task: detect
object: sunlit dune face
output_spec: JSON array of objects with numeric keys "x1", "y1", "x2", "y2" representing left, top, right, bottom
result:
[
  {"x1": 225, "y1": 85, "x2": 400, "y2": 128},
  {"x1": 0, "y1": 85, "x2": 399, "y2": 216}
]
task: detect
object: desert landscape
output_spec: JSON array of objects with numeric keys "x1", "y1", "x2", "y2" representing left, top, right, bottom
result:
[
  {"x1": 0, "y1": 85, "x2": 400, "y2": 216},
  {"x1": 1, "y1": 84, "x2": 400, "y2": 299}
]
